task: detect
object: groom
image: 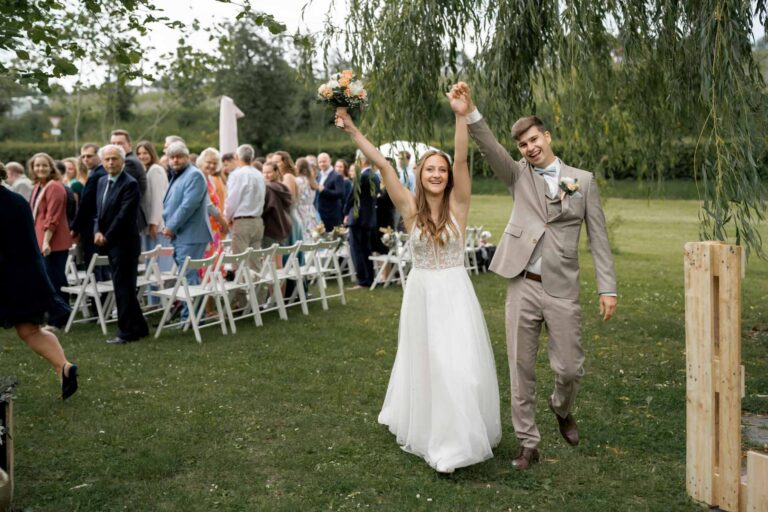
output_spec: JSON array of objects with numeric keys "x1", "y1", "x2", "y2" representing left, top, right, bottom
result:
[{"x1": 449, "y1": 83, "x2": 617, "y2": 469}]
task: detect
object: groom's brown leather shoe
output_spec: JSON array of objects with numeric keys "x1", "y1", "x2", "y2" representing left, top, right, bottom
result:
[
  {"x1": 549, "y1": 397, "x2": 580, "y2": 446},
  {"x1": 512, "y1": 447, "x2": 539, "y2": 470}
]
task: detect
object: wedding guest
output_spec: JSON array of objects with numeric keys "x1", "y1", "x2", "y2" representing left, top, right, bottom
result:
[
  {"x1": 261, "y1": 161, "x2": 293, "y2": 249},
  {"x1": 79, "y1": 143, "x2": 101, "y2": 174},
  {"x1": 164, "y1": 135, "x2": 185, "y2": 154},
  {"x1": 392, "y1": 152, "x2": 415, "y2": 230},
  {"x1": 5, "y1": 161, "x2": 33, "y2": 201},
  {"x1": 313, "y1": 152, "x2": 345, "y2": 229},
  {"x1": 196, "y1": 148, "x2": 229, "y2": 260},
  {"x1": 95, "y1": 144, "x2": 149, "y2": 344},
  {"x1": 63, "y1": 157, "x2": 88, "y2": 204},
  {"x1": 372, "y1": 177, "x2": 395, "y2": 255},
  {"x1": 200, "y1": 148, "x2": 227, "y2": 209},
  {"x1": 0, "y1": 164, "x2": 78, "y2": 400},
  {"x1": 274, "y1": 151, "x2": 304, "y2": 250},
  {"x1": 335, "y1": 158, "x2": 354, "y2": 222},
  {"x1": 72, "y1": 143, "x2": 107, "y2": 275},
  {"x1": 295, "y1": 157, "x2": 320, "y2": 240},
  {"x1": 224, "y1": 145, "x2": 266, "y2": 267},
  {"x1": 28, "y1": 152, "x2": 72, "y2": 326},
  {"x1": 162, "y1": 142, "x2": 213, "y2": 287},
  {"x1": 136, "y1": 140, "x2": 172, "y2": 304},
  {"x1": 110, "y1": 129, "x2": 148, "y2": 230},
  {"x1": 343, "y1": 150, "x2": 380, "y2": 288},
  {"x1": 397, "y1": 151, "x2": 416, "y2": 193},
  {"x1": 221, "y1": 152, "x2": 237, "y2": 178},
  {"x1": 135, "y1": 141, "x2": 170, "y2": 252}
]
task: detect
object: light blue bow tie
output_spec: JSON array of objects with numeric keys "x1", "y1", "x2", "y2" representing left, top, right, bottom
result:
[{"x1": 534, "y1": 163, "x2": 557, "y2": 177}]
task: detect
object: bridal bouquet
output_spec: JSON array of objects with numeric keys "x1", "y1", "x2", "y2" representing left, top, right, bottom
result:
[{"x1": 317, "y1": 70, "x2": 368, "y2": 126}]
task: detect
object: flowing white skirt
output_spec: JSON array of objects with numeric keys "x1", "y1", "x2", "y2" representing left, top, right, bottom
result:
[{"x1": 378, "y1": 266, "x2": 502, "y2": 473}]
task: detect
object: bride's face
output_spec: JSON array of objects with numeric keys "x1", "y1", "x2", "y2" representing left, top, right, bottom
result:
[{"x1": 420, "y1": 154, "x2": 450, "y2": 196}]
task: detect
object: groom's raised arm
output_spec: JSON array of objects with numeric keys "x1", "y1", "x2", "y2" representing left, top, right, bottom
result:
[{"x1": 448, "y1": 82, "x2": 522, "y2": 191}]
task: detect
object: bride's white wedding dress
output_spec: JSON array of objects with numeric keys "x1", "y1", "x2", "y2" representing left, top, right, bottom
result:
[{"x1": 378, "y1": 215, "x2": 502, "y2": 473}]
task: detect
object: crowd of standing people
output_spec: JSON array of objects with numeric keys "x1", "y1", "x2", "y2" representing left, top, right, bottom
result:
[{"x1": 0, "y1": 131, "x2": 419, "y2": 398}]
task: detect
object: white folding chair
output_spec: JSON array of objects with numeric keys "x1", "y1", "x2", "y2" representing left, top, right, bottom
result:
[
  {"x1": 215, "y1": 247, "x2": 263, "y2": 332},
  {"x1": 273, "y1": 242, "x2": 309, "y2": 315},
  {"x1": 248, "y1": 244, "x2": 288, "y2": 321},
  {"x1": 135, "y1": 245, "x2": 160, "y2": 310},
  {"x1": 151, "y1": 254, "x2": 227, "y2": 343},
  {"x1": 336, "y1": 239, "x2": 357, "y2": 282},
  {"x1": 314, "y1": 239, "x2": 346, "y2": 306},
  {"x1": 64, "y1": 244, "x2": 86, "y2": 286},
  {"x1": 61, "y1": 253, "x2": 114, "y2": 334},
  {"x1": 296, "y1": 241, "x2": 331, "y2": 310},
  {"x1": 465, "y1": 226, "x2": 481, "y2": 275},
  {"x1": 370, "y1": 232, "x2": 411, "y2": 289}
]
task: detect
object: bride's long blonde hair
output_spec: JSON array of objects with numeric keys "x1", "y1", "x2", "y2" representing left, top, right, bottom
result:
[{"x1": 409, "y1": 150, "x2": 458, "y2": 246}]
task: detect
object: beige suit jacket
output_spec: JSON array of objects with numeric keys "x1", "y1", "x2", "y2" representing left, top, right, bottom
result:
[{"x1": 469, "y1": 119, "x2": 617, "y2": 300}]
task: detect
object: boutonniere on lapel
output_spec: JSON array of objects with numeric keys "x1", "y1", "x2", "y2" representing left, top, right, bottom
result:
[{"x1": 558, "y1": 177, "x2": 580, "y2": 201}]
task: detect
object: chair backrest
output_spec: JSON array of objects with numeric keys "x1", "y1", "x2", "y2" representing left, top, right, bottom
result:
[
  {"x1": 248, "y1": 245, "x2": 280, "y2": 284},
  {"x1": 157, "y1": 246, "x2": 175, "y2": 259},
  {"x1": 273, "y1": 241, "x2": 301, "y2": 256}
]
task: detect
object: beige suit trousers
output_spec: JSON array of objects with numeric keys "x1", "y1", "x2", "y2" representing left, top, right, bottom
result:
[{"x1": 506, "y1": 275, "x2": 584, "y2": 449}]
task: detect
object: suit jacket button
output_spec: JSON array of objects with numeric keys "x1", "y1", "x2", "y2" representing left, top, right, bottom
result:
[{"x1": 532, "y1": 238, "x2": 537, "y2": 243}]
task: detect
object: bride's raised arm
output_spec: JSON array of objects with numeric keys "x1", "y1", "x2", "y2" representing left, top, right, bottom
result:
[
  {"x1": 448, "y1": 88, "x2": 471, "y2": 227},
  {"x1": 335, "y1": 110, "x2": 415, "y2": 220}
]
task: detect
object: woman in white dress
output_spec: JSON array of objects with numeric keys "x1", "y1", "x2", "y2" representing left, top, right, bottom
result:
[{"x1": 335, "y1": 96, "x2": 501, "y2": 473}]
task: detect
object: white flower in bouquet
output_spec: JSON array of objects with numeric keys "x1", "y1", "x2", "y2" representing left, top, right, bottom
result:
[{"x1": 349, "y1": 80, "x2": 365, "y2": 97}]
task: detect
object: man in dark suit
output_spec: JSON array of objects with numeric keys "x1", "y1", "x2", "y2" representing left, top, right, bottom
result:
[
  {"x1": 72, "y1": 143, "x2": 108, "y2": 277},
  {"x1": 110, "y1": 129, "x2": 148, "y2": 231},
  {"x1": 95, "y1": 144, "x2": 149, "y2": 344},
  {"x1": 314, "y1": 152, "x2": 345, "y2": 229},
  {"x1": 344, "y1": 151, "x2": 380, "y2": 288}
]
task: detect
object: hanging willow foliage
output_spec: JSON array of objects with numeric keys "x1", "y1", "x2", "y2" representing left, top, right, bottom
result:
[{"x1": 321, "y1": 0, "x2": 768, "y2": 257}]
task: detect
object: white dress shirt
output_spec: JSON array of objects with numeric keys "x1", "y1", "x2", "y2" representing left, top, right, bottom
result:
[
  {"x1": 224, "y1": 165, "x2": 266, "y2": 221},
  {"x1": 318, "y1": 167, "x2": 331, "y2": 187}
]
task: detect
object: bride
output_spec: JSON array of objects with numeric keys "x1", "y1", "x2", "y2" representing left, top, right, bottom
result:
[{"x1": 335, "y1": 90, "x2": 501, "y2": 473}]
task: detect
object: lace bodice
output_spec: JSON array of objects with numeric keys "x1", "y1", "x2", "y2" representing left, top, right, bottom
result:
[{"x1": 409, "y1": 217, "x2": 465, "y2": 270}]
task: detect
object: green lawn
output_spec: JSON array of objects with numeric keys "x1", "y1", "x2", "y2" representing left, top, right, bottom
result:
[{"x1": 2, "y1": 196, "x2": 767, "y2": 511}]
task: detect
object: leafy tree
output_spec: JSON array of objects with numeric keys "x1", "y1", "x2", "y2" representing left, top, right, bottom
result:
[
  {"x1": 332, "y1": 0, "x2": 768, "y2": 257},
  {"x1": 215, "y1": 21, "x2": 304, "y2": 154},
  {"x1": 0, "y1": 1, "x2": 294, "y2": 92}
]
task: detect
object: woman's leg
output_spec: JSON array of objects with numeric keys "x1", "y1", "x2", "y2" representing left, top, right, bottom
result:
[{"x1": 15, "y1": 323, "x2": 70, "y2": 377}]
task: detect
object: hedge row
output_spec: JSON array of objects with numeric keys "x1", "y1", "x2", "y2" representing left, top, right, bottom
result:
[{"x1": 1, "y1": 138, "x2": 764, "y2": 180}]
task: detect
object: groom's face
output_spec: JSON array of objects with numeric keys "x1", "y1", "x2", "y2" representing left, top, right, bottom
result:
[{"x1": 516, "y1": 126, "x2": 555, "y2": 168}]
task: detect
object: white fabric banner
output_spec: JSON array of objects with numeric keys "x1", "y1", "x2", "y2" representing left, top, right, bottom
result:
[{"x1": 219, "y1": 96, "x2": 245, "y2": 155}]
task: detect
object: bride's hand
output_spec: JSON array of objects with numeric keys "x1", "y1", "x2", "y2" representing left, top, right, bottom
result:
[
  {"x1": 447, "y1": 82, "x2": 474, "y2": 116},
  {"x1": 335, "y1": 109, "x2": 356, "y2": 133}
]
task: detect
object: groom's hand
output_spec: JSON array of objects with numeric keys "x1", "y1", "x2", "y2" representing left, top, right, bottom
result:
[
  {"x1": 447, "y1": 82, "x2": 475, "y2": 116},
  {"x1": 599, "y1": 295, "x2": 617, "y2": 321}
]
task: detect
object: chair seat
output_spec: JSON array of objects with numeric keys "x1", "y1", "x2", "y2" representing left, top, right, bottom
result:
[{"x1": 151, "y1": 285, "x2": 215, "y2": 300}]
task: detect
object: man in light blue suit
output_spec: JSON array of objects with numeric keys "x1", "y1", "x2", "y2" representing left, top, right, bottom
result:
[{"x1": 162, "y1": 141, "x2": 213, "y2": 287}]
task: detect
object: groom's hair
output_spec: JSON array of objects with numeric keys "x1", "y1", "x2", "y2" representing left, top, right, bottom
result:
[{"x1": 511, "y1": 116, "x2": 548, "y2": 140}]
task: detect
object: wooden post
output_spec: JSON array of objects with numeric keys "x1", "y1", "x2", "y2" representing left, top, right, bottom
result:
[
  {"x1": 684, "y1": 242, "x2": 742, "y2": 511},
  {"x1": 0, "y1": 400, "x2": 12, "y2": 512},
  {"x1": 746, "y1": 451, "x2": 768, "y2": 511}
]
